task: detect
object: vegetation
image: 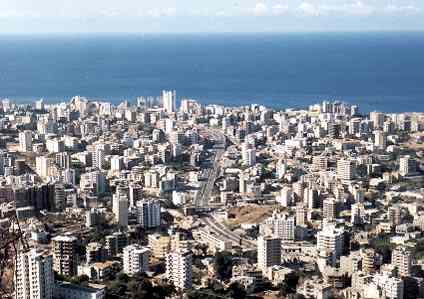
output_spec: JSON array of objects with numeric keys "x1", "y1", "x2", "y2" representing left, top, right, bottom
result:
[
  {"x1": 106, "y1": 273, "x2": 175, "y2": 299},
  {"x1": 214, "y1": 251, "x2": 234, "y2": 281}
]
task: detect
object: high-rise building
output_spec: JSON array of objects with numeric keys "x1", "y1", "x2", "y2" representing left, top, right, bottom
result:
[
  {"x1": 52, "y1": 235, "x2": 78, "y2": 277},
  {"x1": 54, "y1": 184, "x2": 66, "y2": 212},
  {"x1": 113, "y1": 194, "x2": 129, "y2": 228},
  {"x1": 162, "y1": 90, "x2": 176, "y2": 113},
  {"x1": 105, "y1": 232, "x2": 128, "y2": 257},
  {"x1": 128, "y1": 183, "x2": 143, "y2": 208},
  {"x1": 399, "y1": 155, "x2": 417, "y2": 177},
  {"x1": 351, "y1": 202, "x2": 365, "y2": 225},
  {"x1": 36, "y1": 156, "x2": 51, "y2": 179},
  {"x1": 257, "y1": 235, "x2": 282, "y2": 273},
  {"x1": 264, "y1": 212, "x2": 295, "y2": 241},
  {"x1": 392, "y1": 247, "x2": 412, "y2": 277},
  {"x1": 277, "y1": 186, "x2": 293, "y2": 207},
  {"x1": 110, "y1": 155, "x2": 124, "y2": 172},
  {"x1": 296, "y1": 203, "x2": 307, "y2": 227},
  {"x1": 323, "y1": 198, "x2": 338, "y2": 221},
  {"x1": 241, "y1": 143, "x2": 256, "y2": 166},
  {"x1": 388, "y1": 206, "x2": 402, "y2": 227},
  {"x1": 19, "y1": 131, "x2": 32, "y2": 152},
  {"x1": 361, "y1": 248, "x2": 375, "y2": 274},
  {"x1": 92, "y1": 147, "x2": 105, "y2": 170},
  {"x1": 370, "y1": 111, "x2": 385, "y2": 129},
  {"x1": 374, "y1": 130, "x2": 387, "y2": 149},
  {"x1": 312, "y1": 155, "x2": 328, "y2": 171},
  {"x1": 15, "y1": 249, "x2": 54, "y2": 299},
  {"x1": 337, "y1": 159, "x2": 356, "y2": 181},
  {"x1": 123, "y1": 244, "x2": 151, "y2": 275},
  {"x1": 166, "y1": 250, "x2": 193, "y2": 290},
  {"x1": 136, "y1": 199, "x2": 161, "y2": 229},
  {"x1": 317, "y1": 224, "x2": 344, "y2": 260}
]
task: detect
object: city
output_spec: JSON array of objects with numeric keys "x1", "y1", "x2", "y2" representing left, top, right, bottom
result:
[{"x1": 1, "y1": 92, "x2": 424, "y2": 299}]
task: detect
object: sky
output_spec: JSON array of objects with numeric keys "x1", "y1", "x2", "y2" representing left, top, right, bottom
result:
[{"x1": 0, "y1": 0, "x2": 423, "y2": 33}]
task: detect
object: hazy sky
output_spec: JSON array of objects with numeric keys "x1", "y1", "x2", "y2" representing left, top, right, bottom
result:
[{"x1": 0, "y1": 0, "x2": 423, "y2": 33}]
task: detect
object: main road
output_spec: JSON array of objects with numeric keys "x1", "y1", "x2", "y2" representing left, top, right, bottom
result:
[{"x1": 194, "y1": 127, "x2": 226, "y2": 208}]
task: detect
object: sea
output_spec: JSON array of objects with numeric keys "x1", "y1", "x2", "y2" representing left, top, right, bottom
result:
[{"x1": 0, "y1": 32, "x2": 424, "y2": 113}]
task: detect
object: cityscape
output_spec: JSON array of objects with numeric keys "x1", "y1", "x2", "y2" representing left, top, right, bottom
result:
[{"x1": 1, "y1": 92, "x2": 424, "y2": 299}]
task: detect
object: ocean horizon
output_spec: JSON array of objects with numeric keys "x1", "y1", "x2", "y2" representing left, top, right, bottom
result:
[{"x1": 1, "y1": 32, "x2": 424, "y2": 113}]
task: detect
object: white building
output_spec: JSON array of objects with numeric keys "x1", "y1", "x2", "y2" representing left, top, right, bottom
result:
[
  {"x1": 112, "y1": 194, "x2": 128, "y2": 228},
  {"x1": 123, "y1": 244, "x2": 150, "y2": 275},
  {"x1": 166, "y1": 250, "x2": 193, "y2": 290},
  {"x1": 257, "y1": 235, "x2": 282, "y2": 273},
  {"x1": 391, "y1": 246, "x2": 412, "y2": 277},
  {"x1": 276, "y1": 186, "x2": 293, "y2": 207},
  {"x1": 136, "y1": 199, "x2": 161, "y2": 229},
  {"x1": 264, "y1": 211, "x2": 295, "y2": 241},
  {"x1": 19, "y1": 130, "x2": 32, "y2": 152},
  {"x1": 46, "y1": 138, "x2": 64, "y2": 153},
  {"x1": 374, "y1": 130, "x2": 387, "y2": 149},
  {"x1": 15, "y1": 249, "x2": 54, "y2": 299},
  {"x1": 162, "y1": 90, "x2": 176, "y2": 113},
  {"x1": 36, "y1": 156, "x2": 51, "y2": 179},
  {"x1": 337, "y1": 158, "x2": 356, "y2": 181},
  {"x1": 242, "y1": 143, "x2": 256, "y2": 167},
  {"x1": 110, "y1": 156, "x2": 124, "y2": 172},
  {"x1": 317, "y1": 224, "x2": 344, "y2": 260},
  {"x1": 399, "y1": 155, "x2": 417, "y2": 177},
  {"x1": 54, "y1": 282, "x2": 106, "y2": 299}
]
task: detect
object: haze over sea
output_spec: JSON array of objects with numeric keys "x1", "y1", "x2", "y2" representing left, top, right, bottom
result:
[{"x1": 0, "y1": 32, "x2": 424, "y2": 113}]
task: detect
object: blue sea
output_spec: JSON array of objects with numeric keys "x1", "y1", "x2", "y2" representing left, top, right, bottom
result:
[{"x1": 0, "y1": 32, "x2": 424, "y2": 113}]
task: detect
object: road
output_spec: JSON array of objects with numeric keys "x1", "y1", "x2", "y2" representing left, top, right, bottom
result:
[
  {"x1": 201, "y1": 215, "x2": 256, "y2": 250},
  {"x1": 194, "y1": 128, "x2": 226, "y2": 208}
]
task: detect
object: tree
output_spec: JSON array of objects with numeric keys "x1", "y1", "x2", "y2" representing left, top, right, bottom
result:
[
  {"x1": 214, "y1": 251, "x2": 233, "y2": 281},
  {"x1": 228, "y1": 282, "x2": 246, "y2": 299}
]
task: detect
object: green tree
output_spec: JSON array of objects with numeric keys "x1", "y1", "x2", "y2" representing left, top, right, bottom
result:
[
  {"x1": 214, "y1": 251, "x2": 233, "y2": 281},
  {"x1": 228, "y1": 282, "x2": 246, "y2": 299}
]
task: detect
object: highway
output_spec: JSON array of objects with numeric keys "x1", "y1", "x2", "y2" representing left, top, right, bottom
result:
[
  {"x1": 194, "y1": 127, "x2": 257, "y2": 251},
  {"x1": 194, "y1": 128, "x2": 226, "y2": 208},
  {"x1": 201, "y1": 215, "x2": 256, "y2": 250}
]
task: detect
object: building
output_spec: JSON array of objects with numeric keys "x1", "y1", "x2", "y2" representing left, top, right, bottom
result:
[
  {"x1": 388, "y1": 206, "x2": 402, "y2": 227},
  {"x1": 296, "y1": 203, "x2": 307, "y2": 227},
  {"x1": 257, "y1": 235, "x2": 282, "y2": 273},
  {"x1": 374, "y1": 130, "x2": 387, "y2": 149},
  {"x1": 351, "y1": 202, "x2": 365, "y2": 225},
  {"x1": 317, "y1": 224, "x2": 344, "y2": 260},
  {"x1": 166, "y1": 250, "x2": 193, "y2": 290},
  {"x1": 264, "y1": 211, "x2": 295, "y2": 241},
  {"x1": 36, "y1": 156, "x2": 51, "y2": 179},
  {"x1": 323, "y1": 198, "x2": 338, "y2": 221},
  {"x1": 391, "y1": 246, "x2": 412, "y2": 277},
  {"x1": 112, "y1": 194, "x2": 128, "y2": 228},
  {"x1": 241, "y1": 143, "x2": 256, "y2": 166},
  {"x1": 148, "y1": 234, "x2": 171, "y2": 259},
  {"x1": 370, "y1": 111, "x2": 385, "y2": 129},
  {"x1": 162, "y1": 90, "x2": 176, "y2": 113},
  {"x1": 399, "y1": 155, "x2": 417, "y2": 177},
  {"x1": 52, "y1": 235, "x2": 78, "y2": 277},
  {"x1": 110, "y1": 156, "x2": 124, "y2": 172},
  {"x1": 54, "y1": 184, "x2": 66, "y2": 212},
  {"x1": 337, "y1": 159, "x2": 356, "y2": 181},
  {"x1": 105, "y1": 232, "x2": 128, "y2": 257},
  {"x1": 19, "y1": 131, "x2": 32, "y2": 152},
  {"x1": 123, "y1": 244, "x2": 150, "y2": 275},
  {"x1": 128, "y1": 183, "x2": 143, "y2": 208},
  {"x1": 54, "y1": 282, "x2": 106, "y2": 299},
  {"x1": 136, "y1": 199, "x2": 161, "y2": 229},
  {"x1": 361, "y1": 248, "x2": 375, "y2": 274},
  {"x1": 15, "y1": 249, "x2": 54, "y2": 299}
]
